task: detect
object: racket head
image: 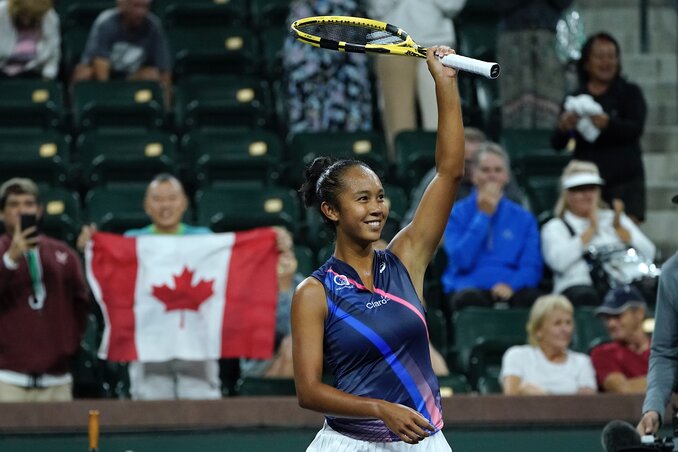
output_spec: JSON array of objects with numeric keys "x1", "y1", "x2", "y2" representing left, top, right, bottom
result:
[{"x1": 290, "y1": 16, "x2": 426, "y2": 58}]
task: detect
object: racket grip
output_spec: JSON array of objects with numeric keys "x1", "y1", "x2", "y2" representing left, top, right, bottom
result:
[
  {"x1": 88, "y1": 409, "x2": 99, "y2": 451},
  {"x1": 440, "y1": 54, "x2": 500, "y2": 79}
]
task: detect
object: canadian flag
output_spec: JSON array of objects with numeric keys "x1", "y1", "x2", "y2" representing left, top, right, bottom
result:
[{"x1": 85, "y1": 228, "x2": 278, "y2": 362}]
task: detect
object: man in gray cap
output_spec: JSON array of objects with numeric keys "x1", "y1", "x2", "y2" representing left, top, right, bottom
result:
[
  {"x1": 590, "y1": 285, "x2": 649, "y2": 394},
  {"x1": 637, "y1": 194, "x2": 678, "y2": 435},
  {"x1": 0, "y1": 178, "x2": 89, "y2": 402}
]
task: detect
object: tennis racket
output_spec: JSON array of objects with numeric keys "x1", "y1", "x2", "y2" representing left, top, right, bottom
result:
[{"x1": 290, "y1": 16, "x2": 500, "y2": 79}]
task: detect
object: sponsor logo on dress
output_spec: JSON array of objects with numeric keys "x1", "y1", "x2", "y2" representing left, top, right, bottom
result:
[{"x1": 366, "y1": 296, "x2": 389, "y2": 309}]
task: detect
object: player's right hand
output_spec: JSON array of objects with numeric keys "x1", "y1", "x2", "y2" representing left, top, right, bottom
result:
[
  {"x1": 637, "y1": 411, "x2": 660, "y2": 436},
  {"x1": 377, "y1": 401, "x2": 436, "y2": 444}
]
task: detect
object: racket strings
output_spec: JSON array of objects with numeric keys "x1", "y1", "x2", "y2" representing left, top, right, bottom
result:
[{"x1": 299, "y1": 23, "x2": 404, "y2": 46}]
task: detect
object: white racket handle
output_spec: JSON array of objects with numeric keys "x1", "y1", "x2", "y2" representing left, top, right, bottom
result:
[{"x1": 440, "y1": 54, "x2": 500, "y2": 79}]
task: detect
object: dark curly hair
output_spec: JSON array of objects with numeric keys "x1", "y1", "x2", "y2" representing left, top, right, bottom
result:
[{"x1": 299, "y1": 157, "x2": 372, "y2": 229}]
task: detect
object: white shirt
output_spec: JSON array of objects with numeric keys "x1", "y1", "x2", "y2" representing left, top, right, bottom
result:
[
  {"x1": 367, "y1": 0, "x2": 466, "y2": 47},
  {"x1": 540, "y1": 209, "x2": 656, "y2": 294},
  {"x1": 500, "y1": 345, "x2": 596, "y2": 395}
]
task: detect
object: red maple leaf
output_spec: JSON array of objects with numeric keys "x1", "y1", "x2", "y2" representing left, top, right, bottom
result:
[{"x1": 151, "y1": 267, "x2": 215, "y2": 328}]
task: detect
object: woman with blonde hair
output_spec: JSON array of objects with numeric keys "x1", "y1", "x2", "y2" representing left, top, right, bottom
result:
[
  {"x1": 500, "y1": 295, "x2": 596, "y2": 395},
  {"x1": 0, "y1": 0, "x2": 60, "y2": 79},
  {"x1": 540, "y1": 160, "x2": 655, "y2": 306}
]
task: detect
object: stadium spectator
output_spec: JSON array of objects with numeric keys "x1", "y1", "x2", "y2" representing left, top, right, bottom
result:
[
  {"x1": 552, "y1": 32, "x2": 647, "y2": 223},
  {"x1": 441, "y1": 142, "x2": 542, "y2": 313},
  {"x1": 79, "y1": 174, "x2": 219, "y2": 400},
  {"x1": 590, "y1": 285, "x2": 649, "y2": 394},
  {"x1": 72, "y1": 0, "x2": 171, "y2": 99},
  {"x1": 637, "y1": 194, "x2": 678, "y2": 436},
  {"x1": 496, "y1": 0, "x2": 574, "y2": 129},
  {"x1": 367, "y1": 0, "x2": 466, "y2": 159},
  {"x1": 0, "y1": 0, "x2": 60, "y2": 79},
  {"x1": 0, "y1": 178, "x2": 89, "y2": 402},
  {"x1": 240, "y1": 229, "x2": 301, "y2": 379},
  {"x1": 501, "y1": 294, "x2": 596, "y2": 395},
  {"x1": 541, "y1": 160, "x2": 655, "y2": 306},
  {"x1": 282, "y1": 0, "x2": 373, "y2": 136},
  {"x1": 401, "y1": 127, "x2": 526, "y2": 227}
]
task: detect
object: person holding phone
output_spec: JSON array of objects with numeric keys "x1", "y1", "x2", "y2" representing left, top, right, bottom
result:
[{"x1": 0, "y1": 177, "x2": 89, "y2": 402}]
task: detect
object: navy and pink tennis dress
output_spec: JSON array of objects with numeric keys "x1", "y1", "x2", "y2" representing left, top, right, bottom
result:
[{"x1": 311, "y1": 249, "x2": 444, "y2": 442}]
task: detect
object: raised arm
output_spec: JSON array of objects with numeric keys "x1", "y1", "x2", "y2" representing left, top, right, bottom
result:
[
  {"x1": 390, "y1": 47, "x2": 464, "y2": 287},
  {"x1": 291, "y1": 277, "x2": 435, "y2": 444}
]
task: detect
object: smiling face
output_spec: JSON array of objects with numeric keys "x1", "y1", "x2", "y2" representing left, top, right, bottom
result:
[
  {"x1": 585, "y1": 37, "x2": 620, "y2": 85},
  {"x1": 472, "y1": 151, "x2": 509, "y2": 190},
  {"x1": 536, "y1": 309, "x2": 574, "y2": 353},
  {"x1": 143, "y1": 179, "x2": 188, "y2": 233},
  {"x1": 565, "y1": 184, "x2": 601, "y2": 218},
  {"x1": 601, "y1": 307, "x2": 645, "y2": 343},
  {"x1": 322, "y1": 165, "x2": 388, "y2": 245}
]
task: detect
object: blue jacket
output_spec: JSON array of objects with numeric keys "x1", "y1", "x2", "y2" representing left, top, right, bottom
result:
[{"x1": 441, "y1": 190, "x2": 543, "y2": 294}]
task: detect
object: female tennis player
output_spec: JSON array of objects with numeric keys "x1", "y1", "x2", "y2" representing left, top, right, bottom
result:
[{"x1": 291, "y1": 46, "x2": 464, "y2": 451}]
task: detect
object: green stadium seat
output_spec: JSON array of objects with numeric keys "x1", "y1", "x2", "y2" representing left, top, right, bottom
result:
[
  {"x1": 393, "y1": 130, "x2": 436, "y2": 193},
  {"x1": 72, "y1": 313, "x2": 105, "y2": 398},
  {"x1": 195, "y1": 183, "x2": 300, "y2": 234},
  {"x1": 477, "y1": 371, "x2": 503, "y2": 394},
  {"x1": 475, "y1": 77, "x2": 502, "y2": 140},
  {"x1": 39, "y1": 185, "x2": 82, "y2": 247},
  {"x1": 0, "y1": 79, "x2": 64, "y2": 129},
  {"x1": 515, "y1": 150, "x2": 570, "y2": 217},
  {"x1": 523, "y1": 175, "x2": 560, "y2": 219},
  {"x1": 72, "y1": 80, "x2": 165, "y2": 131},
  {"x1": 0, "y1": 131, "x2": 70, "y2": 186},
  {"x1": 288, "y1": 131, "x2": 388, "y2": 187},
  {"x1": 437, "y1": 373, "x2": 472, "y2": 395},
  {"x1": 383, "y1": 184, "x2": 408, "y2": 225},
  {"x1": 86, "y1": 184, "x2": 149, "y2": 233},
  {"x1": 455, "y1": 11, "x2": 499, "y2": 63},
  {"x1": 236, "y1": 376, "x2": 296, "y2": 396},
  {"x1": 58, "y1": 0, "x2": 114, "y2": 31},
  {"x1": 260, "y1": 25, "x2": 288, "y2": 81},
  {"x1": 174, "y1": 75, "x2": 270, "y2": 130},
  {"x1": 61, "y1": 27, "x2": 90, "y2": 79},
  {"x1": 182, "y1": 128, "x2": 282, "y2": 187},
  {"x1": 77, "y1": 129, "x2": 177, "y2": 187},
  {"x1": 153, "y1": 0, "x2": 248, "y2": 28},
  {"x1": 427, "y1": 308, "x2": 448, "y2": 358},
  {"x1": 294, "y1": 244, "x2": 316, "y2": 276},
  {"x1": 301, "y1": 209, "x2": 335, "y2": 252},
  {"x1": 316, "y1": 242, "x2": 334, "y2": 266},
  {"x1": 451, "y1": 307, "x2": 529, "y2": 378},
  {"x1": 500, "y1": 128, "x2": 554, "y2": 161},
  {"x1": 572, "y1": 307, "x2": 610, "y2": 353},
  {"x1": 467, "y1": 338, "x2": 516, "y2": 391},
  {"x1": 168, "y1": 26, "x2": 259, "y2": 78},
  {"x1": 251, "y1": 0, "x2": 291, "y2": 30}
]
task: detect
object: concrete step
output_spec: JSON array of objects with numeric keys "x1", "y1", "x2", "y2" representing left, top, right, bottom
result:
[
  {"x1": 642, "y1": 210, "x2": 678, "y2": 260},
  {"x1": 642, "y1": 126, "x2": 678, "y2": 153},
  {"x1": 643, "y1": 153, "x2": 678, "y2": 185},
  {"x1": 624, "y1": 54, "x2": 677, "y2": 84}
]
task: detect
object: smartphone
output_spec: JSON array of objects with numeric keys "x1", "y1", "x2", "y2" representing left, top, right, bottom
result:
[{"x1": 20, "y1": 213, "x2": 39, "y2": 240}]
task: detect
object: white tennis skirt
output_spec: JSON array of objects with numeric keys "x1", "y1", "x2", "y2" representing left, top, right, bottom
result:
[{"x1": 306, "y1": 421, "x2": 453, "y2": 452}]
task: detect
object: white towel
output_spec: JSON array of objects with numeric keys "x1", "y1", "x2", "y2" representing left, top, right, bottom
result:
[{"x1": 564, "y1": 94, "x2": 604, "y2": 143}]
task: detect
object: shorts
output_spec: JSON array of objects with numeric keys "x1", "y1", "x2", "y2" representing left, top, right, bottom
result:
[{"x1": 306, "y1": 421, "x2": 453, "y2": 452}]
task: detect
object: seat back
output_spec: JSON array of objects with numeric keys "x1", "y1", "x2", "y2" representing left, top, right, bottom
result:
[
  {"x1": 72, "y1": 80, "x2": 164, "y2": 131},
  {"x1": 394, "y1": 131, "x2": 436, "y2": 193},
  {"x1": 0, "y1": 79, "x2": 63, "y2": 129},
  {"x1": 0, "y1": 131, "x2": 70, "y2": 186},
  {"x1": 195, "y1": 183, "x2": 300, "y2": 234},
  {"x1": 175, "y1": 75, "x2": 270, "y2": 130},
  {"x1": 184, "y1": 128, "x2": 282, "y2": 187},
  {"x1": 288, "y1": 131, "x2": 388, "y2": 187},
  {"x1": 78, "y1": 129, "x2": 177, "y2": 187}
]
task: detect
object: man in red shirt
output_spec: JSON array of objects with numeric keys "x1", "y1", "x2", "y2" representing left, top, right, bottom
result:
[
  {"x1": 590, "y1": 285, "x2": 649, "y2": 394},
  {"x1": 0, "y1": 178, "x2": 89, "y2": 402}
]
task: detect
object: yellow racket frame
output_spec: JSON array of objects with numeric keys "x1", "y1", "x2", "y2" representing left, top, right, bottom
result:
[{"x1": 290, "y1": 15, "x2": 428, "y2": 58}]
